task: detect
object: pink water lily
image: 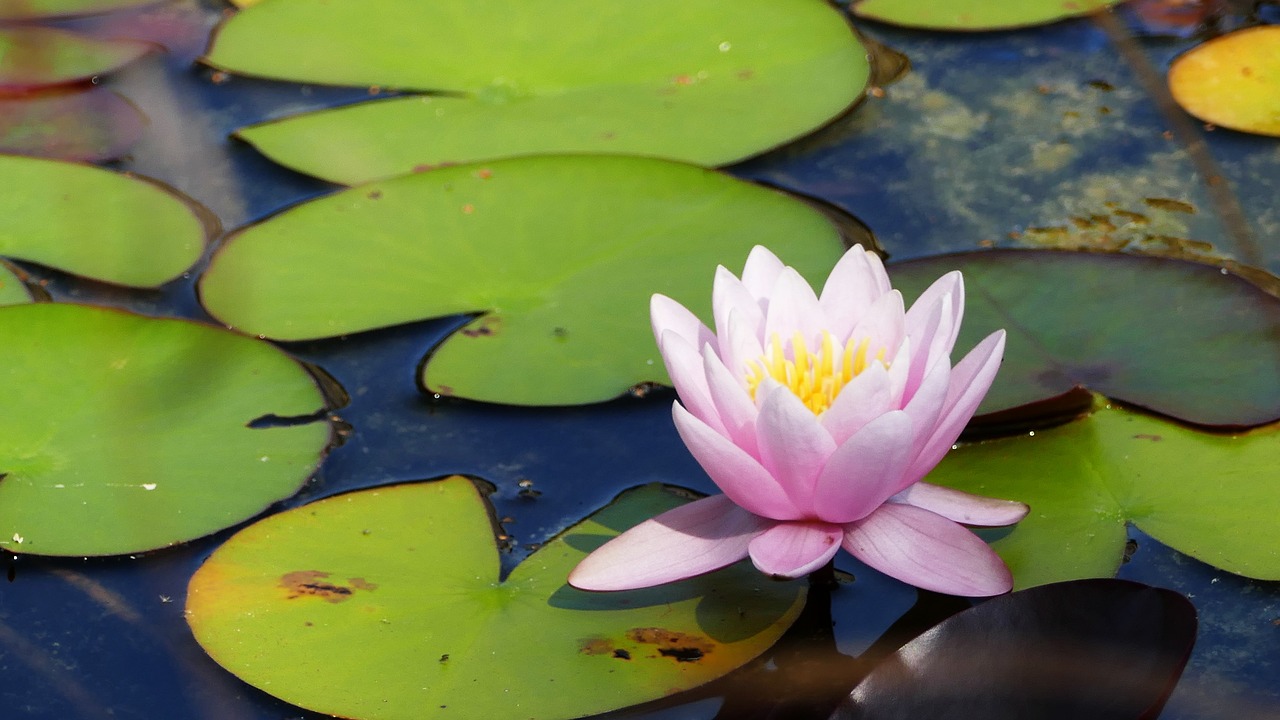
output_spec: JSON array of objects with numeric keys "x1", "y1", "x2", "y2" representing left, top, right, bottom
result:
[{"x1": 569, "y1": 245, "x2": 1028, "y2": 597}]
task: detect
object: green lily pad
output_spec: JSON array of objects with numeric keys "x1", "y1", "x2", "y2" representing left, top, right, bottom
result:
[
  {"x1": 0, "y1": 303, "x2": 331, "y2": 557},
  {"x1": 0, "y1": 262, "x2": 34, "y2": 305},
  {"x1": 199, "y1": 154, "x2": 847, "y2": 405},
  {"x1": 205, "y1": 0, "x2": 867, "y2": 180},
  {"x1": 0, "y1": 89, "x2": 146, "y2": 161},
  {"x1": 1169, "y1": 26, "x2": 1280, "y2": 138},
  {"x1": 850, "y1": 0, "x2": 1125, "y2": 30},
  {"x1": 0, "y1": 155, "x2": 208, "y2": 287},
  {"x1": 186, "y1": 478, "x2": 805, "y2": 720},
  {"x1": 929, "y1": 401, "x2": 1280, "y2": 588},
  {"x1": 0, "y1": 27, "x2": 154, "y2": 89},
  {"x1": 0, "y1": 0, "x2": 163, "y2": 20},
  {"x1": 889, "y1": 250, "x2": 1280, "y2": 427}
]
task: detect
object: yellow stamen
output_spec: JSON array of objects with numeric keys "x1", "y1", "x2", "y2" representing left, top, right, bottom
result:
[{"x1": 745, "y1": 331, "x2": 890, "y2": 415}]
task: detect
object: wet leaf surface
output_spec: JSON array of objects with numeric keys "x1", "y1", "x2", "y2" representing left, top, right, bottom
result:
[
  {"x1": 889, "y1": 250, "x2": 1280, "y2": 427},
  {"x1": 186, "y1": 478, "x2": 805, "y2": 720},
  {"x1": 0, "y1": 89, "x2": 146, "y2": 161},
  {"x1": 0, "y1": 27, "x2": 154, "y2": 89},
  {"x1": 205, "y1": 0, "x2": 867, "y2": 182},
  {"x1": 0, "y1": 303, "x2": 331, "y2": 556},
  {"x1": 0, "y1": 155, "x2": 208, "y2": 287},
  {"x1": 929, "y1": 401, "x2": 1280, "y2": 587},
  {"x1": 1168, "y1": 26, "x2": 1280, "y2": 137},
  {"x1": 850, "y1": 0, "x2": 1125, "y2": 30},
  {"x1": 199, "y1": 155, "x2": 848, "y2": 405},
  {"x1": 833, "y1": 579, "x2": 1196, "y2": 720}
]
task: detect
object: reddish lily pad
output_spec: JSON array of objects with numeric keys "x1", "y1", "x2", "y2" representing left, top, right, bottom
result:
[
  {"x1": 0, "y1": 27, "x2": 155, "y2": 89},
  {"x1": 0, "y1": 0, "x2": 165, "y2": 20},
  {"x1": 0, "y1": 303, "x2": 331, "y2": 557},
  {"x1": 186, "y1": 478, "x2": 804, "y2": 720},
  {"x1": 0, "y1": 88, "x2": 146, "y2": 161},
  {"x1": 1168, "y1": 26, "x2": 1280, "y2": 137},
  {"x1": 889, "y1": 250, "x2": 1280, "y2": 428},
  {"x1": 834, "y1": 580, "x2": 1196, "y2": 720},
  {"x1": 850, "y1": 0, "x2": 1126, "y2": 30}
]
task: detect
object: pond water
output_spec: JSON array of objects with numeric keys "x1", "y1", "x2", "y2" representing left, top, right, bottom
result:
[{"x1": 2, "y1": 0, "x2": 1279, "y2": 718}]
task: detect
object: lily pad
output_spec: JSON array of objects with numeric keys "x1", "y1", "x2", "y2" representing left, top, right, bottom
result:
[
  {"x1": 0, "y1": 303, "x2": 331, "y2": 557},
  {"x1": 198, "y1": 154, "x2": 847, "y2": 405},
  {"x1": 0, "y1": 155, "x2": 208, "y2": 287},
  {"x1": 1168, "y1": 26, "x2": 1280, "y2": 137},
  {"x1": 0, "y1": 261, "x2": 35, "y2": 305},
  {"x1": 0, "y1": 89, "x2": 146, "y2": 161},
  {"x1": 928, "y1": 401, "x2": 1280, "y2": 588},
  {"x1": 205, "y1": 0, "x2": 868, "y2": 178},
  {"x1": 850, "y1": 0, "x2": 1125, "y2": 30},
  {"x1": 834, "y1": 580, "x2": 1196, "y2": 720},
  {"x1": 889, "y1": 250, "x2": 1280, "y2": 427},
  {"x1": 0, "y1": 0, "x2": 164, "y2": 20},
  {"x1": 0, "y1": 27, "x2": 154, "y2": 89},
  {"x1": 186, "y1": 478, "x2": 805, "y2": 720}
]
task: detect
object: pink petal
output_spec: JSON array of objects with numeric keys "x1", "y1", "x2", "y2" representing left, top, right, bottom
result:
[
  {"x1": 904, "y1": 271, "x2": 963, "y2": 366},
  {"x1": 844, "y1": 289, "x2": 905, "y2": 359},
  {"x1": 904, "y1": 330, "x2": 1006, "y2": 486},
  {"x1": 755, "y1": 383, "x2": 836, "y2": 515},
  {"x1": 902, "y1": 291, "x2": 954, "y2": 401},
  {"x1": 741, "y1": 246, "x2": 786, "y2": 299},
  {"x1": 763, "y1": 268, "x2": 824, "y2": 348},
  {"x1": 658, "y1": 330, "x2": 727, "y2": 436},
  {"x1": 892, "y1": 482, "x2": 1029, "y2": 526},
  {"x1": 720, "y1": 308, "x2": 766, "y2": 381},
  {"x1": 651, "y1": 293, "x2": 713, "y2": 352},
  {"x1": 672, "y1": 402, "x2": 804, "y2": 520},
  {"x1": 812, "y1": 410, "x2": 914, "y2": 523},
  {"x1": 568, "y1": 495, "x2": 772, "y2": 591},
  {"x1": 842, "y1": 502, "x2": 1014, "y2": 597},
  {"x1": 747, "y1": 520, "x2": 844, "y2": 578},
  {"x1": 713, "y1": 266, "x2": 764, "y2": 344},
  {"x1": 820, "y1": 361, "x2": 895, "y2": 445},
  {"x1": 901, "y1": 359, "x2": 950, "y2": 446},
  {"x1": 702, "y1": 343, "x2": 760, "y2": 458},
  {"x1": 820, "y1": 245, "x2": 892, "y2": 339}
]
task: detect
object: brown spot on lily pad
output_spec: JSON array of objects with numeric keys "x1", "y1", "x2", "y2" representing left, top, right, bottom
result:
[
  {"x1": 626, "y1": 627, "x2": 714, "y2": 663},
  {"x1": 579, "y1": 637, "x2": 614, "y2": 655},
  {"x1": 280, "y1": 570, "x2": 360, "y2": 603}
]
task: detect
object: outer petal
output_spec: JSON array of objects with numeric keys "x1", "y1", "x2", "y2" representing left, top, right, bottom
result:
[
  {"x1": 904, "y1": 330, "x2": 1006, "y2": 486},
  {"x1": 820, "y1": 361, "x2": 895, "y2": 445},
  {"x1": 747, "y1": 521, "x2": 843, "y2": 578},
  {"x1": 659, "y1": 330, "x2": 727, "y2": 436},
  {"x1": 672, "y1": 402, "x2": 804, "y2": 520},
  {"x1": 702, "y1": 343, "x2": 760, "y2": 458},
  {"x1": 820, "y1": 245, "x2": 891, "y2": 339},
  {"x1": 902, "y1": 271, "x2": 964, "y2": 395},
  {"x1": 892, "y1": 482, "x2": 1029, "y2": 526},
  {"x1": 755, "y1": 383, "x2": 836, "y2": 515},
  {"x1": 844, "y1": 289, "x2": 906, "y2": 359},
  {"x1": 842, "y1": 502, "x2": 1014, "y2": 597},
  {"x1": 763, "y1": 267, "x2": 824, "y2": 347},
  {"x1": 901, "y1": 359, "x2": 950, "y2": 448},
  {"x1": 812, "y1": 410, "x2": 914, "y2": 523},
  {"x1": 713, "y1": 266, "x2": 765, "y2": 346},
  {"x1": 568, "y1": 495, "x2": 772, "y2": 591},
  {"x1": 651, "y1": 293, "x2": 713, "y2": 351},
  {"x1": 741, "y1": 245, "x2": 786, "y2": 299}
]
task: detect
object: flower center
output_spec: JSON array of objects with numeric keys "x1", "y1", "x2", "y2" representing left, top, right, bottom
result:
[{"x1": 745, "y1": 331, "x2": 886, "y2": 415}]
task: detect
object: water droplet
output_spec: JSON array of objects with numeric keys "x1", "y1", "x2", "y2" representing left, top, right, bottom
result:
[
  {"x1": 142, "y1": 483, "x2": 157, "y2": 491},
  {"x1": 719, "y1": 41, "x2": 732, "y2": 52}
]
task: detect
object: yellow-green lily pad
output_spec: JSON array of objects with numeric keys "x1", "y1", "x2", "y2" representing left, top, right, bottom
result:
[
  {"x1": 0, "y1": 27, "x2": 154, "y2": 88},
  {"x1": 0, "y1": 0, "x2": 164, "y2": 20},
  {"x1": 0, "y1": 261, "x2": 34, "y2": 305},
  {"x1": 186, "y1": 478, "x2": 805, "y2": 720},
  {"x1": 1169, "y1": 26, "x2": 1280, "y2": 137},
  {"x1": 851, "y1": 0, "x2": 1125, "y2": 31},
  {"x1": 0, "y1": 303, "x2": 331, "y2": 557}
]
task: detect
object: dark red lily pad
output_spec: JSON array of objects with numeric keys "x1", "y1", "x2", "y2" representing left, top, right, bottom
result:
[
  {"x1": 832, "y1": 580, "x2": 1197, "y2": 720},
  {"x1": 0, "y1": 0, "x2": 164, "y2": 21},
  {"x1": 0, "y1": 88, "x2": 145, "y2": 161},
  {"x1": 889, "y1": 250, "x2": 1280, "y2": 428}
]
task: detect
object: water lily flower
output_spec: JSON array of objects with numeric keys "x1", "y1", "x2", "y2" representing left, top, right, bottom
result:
[{"x1": 569, "y1": 245, "x2": 1028, "y2": 597}]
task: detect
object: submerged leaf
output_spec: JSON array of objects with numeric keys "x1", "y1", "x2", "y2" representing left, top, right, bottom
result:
[
  {"x1": 186, "y1": 478, "x2": 805, "y2": 720},
  {"x1": 0, "y1": 27, "x2": 154, "y2": 89},
  {"x1": 0, "y1": 303, "x2": 331, "y2": 556},
  {"x1": 0, "y1": 89, "x2": 146, "y2": 161},
  {"x1": 199, "y1": 155, "x2": 848, "y2": 405},
  {"x1": 1168, "y1": 26, "x2": 1280, "y2": 137}
]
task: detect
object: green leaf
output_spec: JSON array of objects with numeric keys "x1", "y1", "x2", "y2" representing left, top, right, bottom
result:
[
  {"x1": 928, "y1": 401, "x2": 1280, "y2": 588},
  {"x1": 0, "y1": 27, "x2": 154, "y2": 88},
  {"x1": 0, "y1": 89, "x2": 146, "y2": 162},
  {"x1": 0, "y1": 155, "x2": 208, "y2": 287},
  {"x1": 0, "y1": 262, "x2": 34, "y2": 305},
  {"x1": 889, "y1": 250, "x2": 1280, "y2": 427},
  {"x1": 0, "y1": 0, "x2": 163, "y2": 20},
  {"x1": 850, "y1": 0, "x2": 1125, "y2": 31},
  {"x1": 206, "y1": 0, "x2": 867, "y2": 181},
  {"x1": 199, "y1": 155, "x2": 848, "y2": 405},
  {"x1": 186, "y1": 478, "x2": 805, "y2": 720},
  {"x1": 1169, "y1": 26, "x2": 1280, "y2": 138},
  {"x1": 0, "y1": 303, "x2": 331, "y2": 557}
]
